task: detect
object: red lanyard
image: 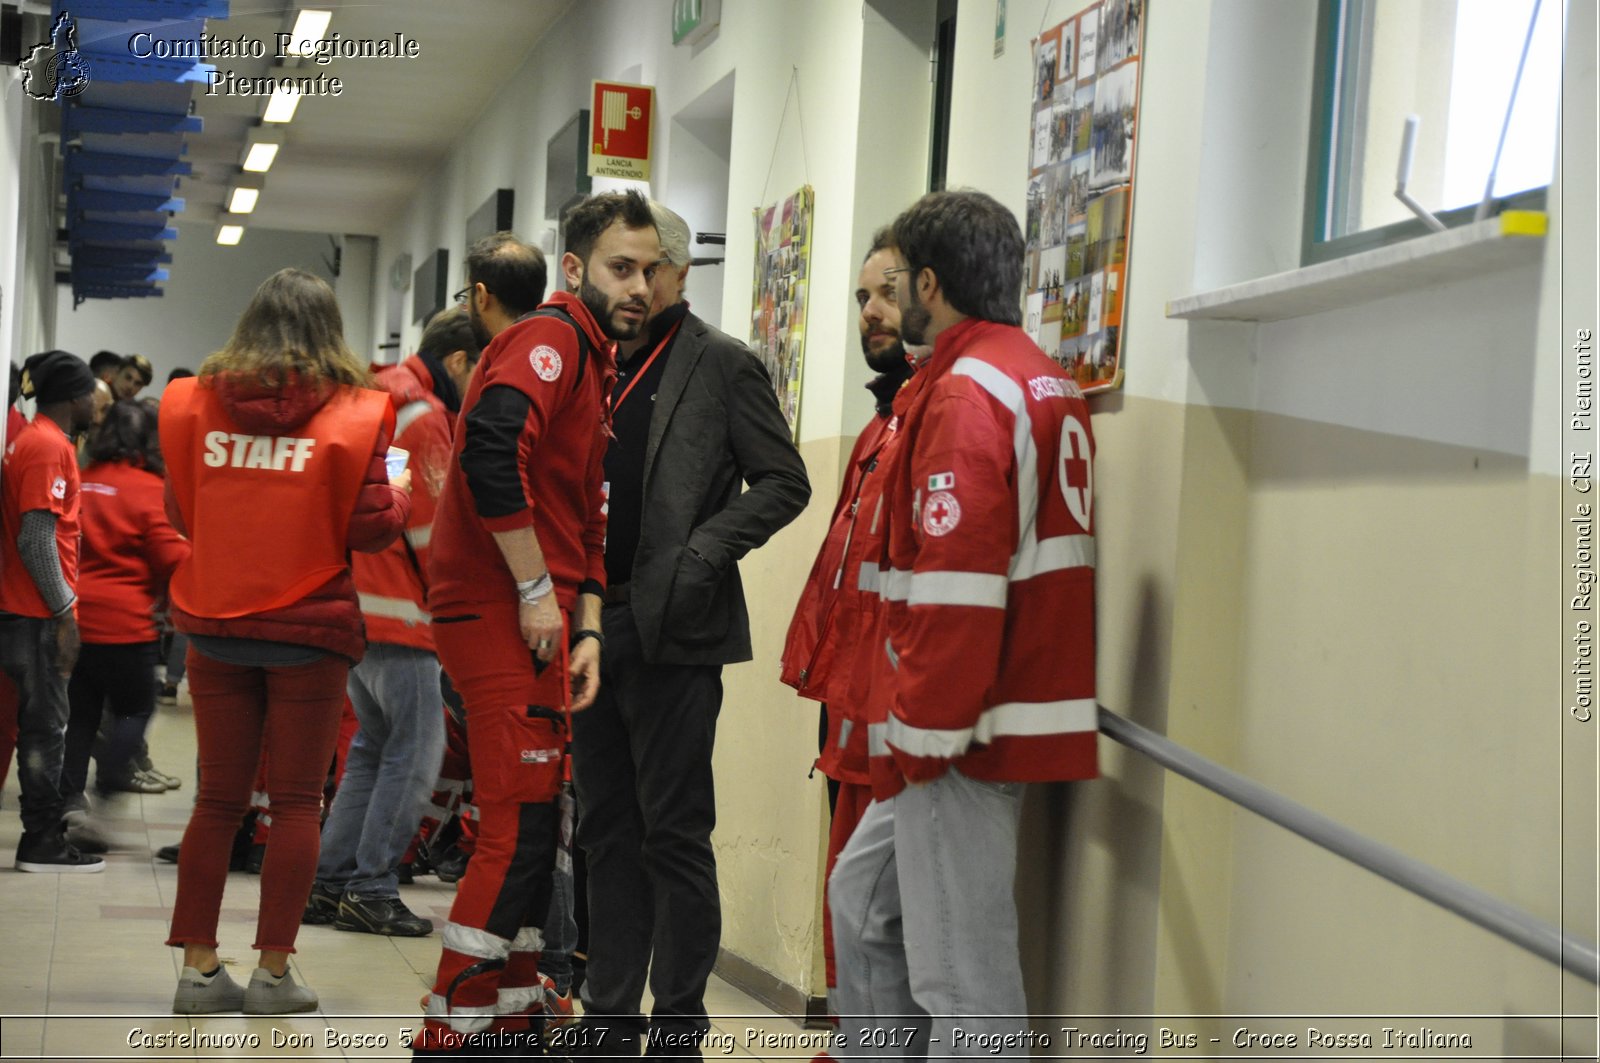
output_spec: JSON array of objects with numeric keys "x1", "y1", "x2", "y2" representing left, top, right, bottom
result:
[{"x1": 609, "y1": 320, "x2": 682, "y2": 416}]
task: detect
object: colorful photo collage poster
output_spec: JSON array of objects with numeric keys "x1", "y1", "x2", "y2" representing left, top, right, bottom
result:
[
  {"x1": 1025, "y1": 0, "x2": 1143, "y2": 392},
  {"x1": 750, "y1": 185, "x2": 814, "y2": 439}
]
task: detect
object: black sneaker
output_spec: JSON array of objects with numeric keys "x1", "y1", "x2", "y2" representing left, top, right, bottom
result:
[
  {"x1": 302, "y1": 882, "x2": 341, "y2": 925},
  {"x1": 432, "y1": 845, "x2": 469, "y2": 883},
  {"x1": 15, "y1": 829, "x2": 106, "y2": 873},
  {"x1": 333, "y1": 893, "x2": 433, "y2": 937}
]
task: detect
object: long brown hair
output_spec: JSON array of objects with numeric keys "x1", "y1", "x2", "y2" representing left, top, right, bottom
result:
[{"x1": 201, "y1": 268, "x2": 368, "y2": 388}]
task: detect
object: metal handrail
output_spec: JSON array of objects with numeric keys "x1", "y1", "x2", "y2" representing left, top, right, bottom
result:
[{"x1": 1097, "y1": 707, "x2": 1599, "y2": 985}]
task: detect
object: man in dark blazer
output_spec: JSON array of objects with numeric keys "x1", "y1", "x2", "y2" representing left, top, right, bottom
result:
[{"x1": 572, "y1": 201, "x2": 810, "y2": 1057}]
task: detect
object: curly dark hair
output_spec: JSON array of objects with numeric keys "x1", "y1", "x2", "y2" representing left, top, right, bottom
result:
[
  {"x1": 890, "y1": 190, "x2": 1025, "y2": 326},
  {"x1": 563, "y1": 190, "x2": 656, "y2": 268},
  {"x1": 87, "y1": 398, "x2": 163, "y2": 476}
]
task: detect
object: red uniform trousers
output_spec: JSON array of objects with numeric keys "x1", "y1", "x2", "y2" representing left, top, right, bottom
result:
[{"x1": 419, "y1": 603, "x2": 566, "y2": 1052}]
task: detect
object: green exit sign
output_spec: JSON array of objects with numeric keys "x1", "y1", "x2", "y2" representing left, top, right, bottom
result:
[{"x1": 672, "y1": 0, "x2": 721, "y2": 46}]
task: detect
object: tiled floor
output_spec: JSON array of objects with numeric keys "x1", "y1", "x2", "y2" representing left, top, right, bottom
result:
[{"x1": 0, "y1": 695, "x2": 818, "y2": 1060}]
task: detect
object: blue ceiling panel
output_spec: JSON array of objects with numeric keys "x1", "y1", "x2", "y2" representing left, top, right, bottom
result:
[
  {"x1": 71, "y1": 188, "x2": 184, "y2": 213},
  {"x1": 65, "y1": 106, "x2": 202, "y2": 136},
  {"x1": 56, "y1": 0, "x2": 229, "y2": 306}
]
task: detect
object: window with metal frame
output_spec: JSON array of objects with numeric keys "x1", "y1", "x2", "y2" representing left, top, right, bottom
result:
[{"x1": 1303, "y1": 0, "x2": 1559, "y2": 265}]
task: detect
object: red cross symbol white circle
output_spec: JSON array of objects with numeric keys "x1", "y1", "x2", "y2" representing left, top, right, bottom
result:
[
  {"x1": 530, "y1": 345, "x2": 563, "y2": 382},
  {"x1": 1059, "y1": 415, "x2": 1093, "y2": 528},
  {"x1": 923, "y1": 490, "x2": 962, "y2": 537}
]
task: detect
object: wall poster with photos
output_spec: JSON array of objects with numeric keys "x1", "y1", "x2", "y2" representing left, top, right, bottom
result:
[
  {"x1": 750, "y1": 185, "x2": 814, "y2": 439},
  {"x1": 1026, "y1": 0, "x2": 1144, "y2": 393}
]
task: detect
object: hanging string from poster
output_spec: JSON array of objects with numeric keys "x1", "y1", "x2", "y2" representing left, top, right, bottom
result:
[{"x1": 758, "y1": 66, "x2": 812, "y2": 209}]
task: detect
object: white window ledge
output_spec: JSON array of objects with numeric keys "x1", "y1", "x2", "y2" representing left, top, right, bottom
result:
[{"x1": 1166, "y1": 211, "x2": 1547, "y2": 323}]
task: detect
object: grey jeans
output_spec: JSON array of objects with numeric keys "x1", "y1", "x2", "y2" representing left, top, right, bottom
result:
[
  {"x1": 314, "y1": 643, "x2": 446, "y2": 897},
  {"x1": 829, "y1": 770, "x2": 1027, "y2": 1061}
]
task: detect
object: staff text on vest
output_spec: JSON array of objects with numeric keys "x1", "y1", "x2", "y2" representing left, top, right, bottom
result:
[{"x1": 203, "y1": 432, "x2": 317, "y2": 472}]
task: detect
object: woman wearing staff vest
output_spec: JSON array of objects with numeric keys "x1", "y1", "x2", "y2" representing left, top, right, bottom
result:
[{"x1": 159, "y1": 268, "x2": 411, "y2": 1015}]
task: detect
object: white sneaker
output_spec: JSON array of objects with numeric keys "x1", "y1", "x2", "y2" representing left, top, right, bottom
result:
[
  {"x1": 244, "y1": 967, "x2": 318, "y2": 1014},
  {"x1": 173, "y1": 965, "x2": 245, "y2": 1014}
]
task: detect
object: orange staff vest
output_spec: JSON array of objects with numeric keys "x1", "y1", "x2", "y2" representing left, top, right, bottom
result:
[{"x1": 161, "y1": 376, "x2": 392, "y2": 620}]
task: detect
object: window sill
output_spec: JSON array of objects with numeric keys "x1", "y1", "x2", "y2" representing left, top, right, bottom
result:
[{"x1": 1165, "y1": 211, "x2": 1547, "y2": 323}]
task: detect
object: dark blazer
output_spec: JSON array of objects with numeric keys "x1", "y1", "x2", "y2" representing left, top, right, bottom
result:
[{"x1": 625, "y1": 309, "x2": 810, "y2": 666}]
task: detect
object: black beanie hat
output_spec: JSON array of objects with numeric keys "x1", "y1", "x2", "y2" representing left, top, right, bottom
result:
[{"x1": 20, "y1": 350, "x2": 96, "y2": 405}]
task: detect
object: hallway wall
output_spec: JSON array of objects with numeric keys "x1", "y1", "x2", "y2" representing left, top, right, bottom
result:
[
  {"x1": 51, "y1": 227, "x2": 336, "y2": 395},
  {"x1": 1, "y1": 0, "x2": 1589, "y2": 1038},
  {"x1": 946, "y1": 0, "x2": 1595, "y2": 1052}
]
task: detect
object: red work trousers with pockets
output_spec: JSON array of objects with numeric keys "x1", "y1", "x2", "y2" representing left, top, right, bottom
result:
[{"x1": 418, "y1": 603, "x2": 565, "y2": 1054}]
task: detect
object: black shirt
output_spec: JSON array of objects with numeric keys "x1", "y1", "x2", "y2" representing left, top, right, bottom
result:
[{"x1": 604, "y1": 302, "x2": 689, "y2": 586}]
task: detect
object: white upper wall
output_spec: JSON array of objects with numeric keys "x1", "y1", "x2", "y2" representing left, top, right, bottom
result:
[
  {"x1": 947, "y1": 0, "x2": 1578, "y2": 466},
  {"x1": 2, "y1": 69, "x2": 58, "y2": 375},
  {"x1": 370, "y1": 0, "x2": 871, "y2": 446},
  {"x1": 51, "y1": 226, "x2": 335, "y2": 395}
]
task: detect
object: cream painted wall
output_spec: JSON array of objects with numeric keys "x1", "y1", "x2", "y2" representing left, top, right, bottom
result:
[
  {"x1": 944, "y1": 0, "x2": 1595, "y2": 1047},
  {"x1": 351, "y1": 0, "x2": 1595, "y2": 1027}
]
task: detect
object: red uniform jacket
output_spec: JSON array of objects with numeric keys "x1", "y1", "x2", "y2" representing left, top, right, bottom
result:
[
  {"x1": 0, "y1": 416, "x2": 80, "y2": 619},
  {"x1": 780, "y1": 405, "x2": 904, "y2": 785},
  {"x1": 427, "y1": 291, "x2": 615, "y2": 615},
  {"x1": 865, "y1": 318, "x2": 1099, "y2": 798},
  {"x1": 161, "y1": 374, "x2": 408, "y2": 661},
  {"x1": 77, "y1": 460, "x2": 189, "y2": 643},
  {"x1": 352, "y1": 356, "x2": 454, "y2": 650}
]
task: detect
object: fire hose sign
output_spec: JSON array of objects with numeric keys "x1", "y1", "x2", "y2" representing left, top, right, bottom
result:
[{"x1": 589, "y1": 80, "x2": 655, "y2": 181}]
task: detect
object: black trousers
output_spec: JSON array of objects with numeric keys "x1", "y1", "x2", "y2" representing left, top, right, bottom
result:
[
  {"x1": 62, "y1": 640, "x2": 159, "y2": 800},
  {"x1": 571, "y1": 602, "x2": 722, "y2": 1048}
]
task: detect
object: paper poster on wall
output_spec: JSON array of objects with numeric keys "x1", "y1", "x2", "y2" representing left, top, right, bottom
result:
[
  {"x1": 750, "y1": 185, "x2": 814, "y2": 439},
  {"x1": 1026, "y1": 0, "x2": 1144, "y2": 393}
]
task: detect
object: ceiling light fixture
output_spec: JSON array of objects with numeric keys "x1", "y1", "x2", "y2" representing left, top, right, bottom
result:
[
  {"x1": 284, "y1": 9, "x2": 332, "y2": 57},
  {"x1": 263, "y1": 85, "x2": 301, "y2": 123},
  {"x1": 242, "y1": 141, "x2": 280, "y2": 172},
  {"x1": 228, "y1": 187, "x2": 260, "y2": 213},
  {"x1": 217, "y1": 224, "x2": 244, "y2": 246}
]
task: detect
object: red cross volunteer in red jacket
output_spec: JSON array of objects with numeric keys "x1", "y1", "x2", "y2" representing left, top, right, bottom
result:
[
  {"x1": 780, "y1": 227, "x2": 912, "y2": 993},
  {"x1": 416, "y1": 200, "x2": 655, "y2": 1056},
  {"x1": 304, "y1": 306, "x2": 485, "y2": 939},
  {"x1": 829, "y1": 191, "x2": 1097, "y2": 1060},
  {"x1": 160, "y1": 269, "x2": 410, "y2": 1017},
  {"x1": 59, "y1": 400, "x2": 189, "y2": 850}
]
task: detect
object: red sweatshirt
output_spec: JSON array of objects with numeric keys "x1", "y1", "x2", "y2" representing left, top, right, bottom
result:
[
  {"x1": 77, "y1": 460, "x2": 189, "y2": 643},
  {"x1": 0, "y1": 416, "x2": 80, "y2": 618},
  {"x1": 352, "y1": 356, "x2": 453, "y2": 649},
  {"x1": 427, "y1": 291, "x2": 615, "y2": 615}
]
